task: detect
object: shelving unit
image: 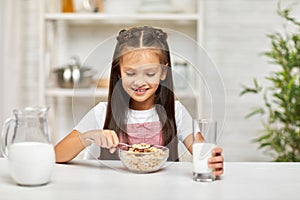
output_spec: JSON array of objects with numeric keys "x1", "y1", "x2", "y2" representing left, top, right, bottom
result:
[
  {"x1": 45, "y1": 88, "x2": 108, "y2": 97},
  {"x1": 39, "y1": 0, "x2": 203, "y2": 141},
  {"x1": 45, "y1": 13, "x2": 199, "y2": 21}
]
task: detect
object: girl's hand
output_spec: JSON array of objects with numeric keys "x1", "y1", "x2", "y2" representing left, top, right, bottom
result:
[
  {"x1": 81, "y1": 130, "x2": 119, "y2": 153},
  {"x1": 208, "y1": 146, "x2": 224, "y2": 176}
]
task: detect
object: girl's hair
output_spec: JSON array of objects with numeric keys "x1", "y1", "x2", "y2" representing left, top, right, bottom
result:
[{"x1": 102, "y1": 26, "x2": 178, "y2": 161}]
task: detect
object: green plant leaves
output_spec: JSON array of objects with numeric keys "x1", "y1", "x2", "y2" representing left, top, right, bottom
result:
[
  {"x1": 241, "y1": 2, "x2": 300, "y2": 162},
  {"x1": 240, "y1": 78, "x2": 262, "y2": 96}
]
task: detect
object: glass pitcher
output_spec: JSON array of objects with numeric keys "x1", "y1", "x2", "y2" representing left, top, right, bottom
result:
[{"x1": 1, "y1": 106, "x2": 55, "y2": 186}]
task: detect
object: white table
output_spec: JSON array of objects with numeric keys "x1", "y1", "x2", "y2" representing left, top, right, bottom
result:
[{"x1": 1, "y1": 158, "x2": 300, "y2": 200}]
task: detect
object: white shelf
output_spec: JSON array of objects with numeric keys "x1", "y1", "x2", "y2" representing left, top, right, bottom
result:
[
  {"x1": 46, "y1": 88, "x2": 108, "y2": 97},
  {"x1": 45, "y1": 13, "x2": 199, "y2": 21}
]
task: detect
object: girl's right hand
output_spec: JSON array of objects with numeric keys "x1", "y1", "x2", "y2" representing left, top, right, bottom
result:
[{"x1": 81, "y1": 130, "x2": 119, "y2": 153}]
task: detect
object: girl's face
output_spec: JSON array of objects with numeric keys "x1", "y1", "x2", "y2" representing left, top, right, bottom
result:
[{"x1": 120, "y1": 50, "x2": 167, "y2": 110}]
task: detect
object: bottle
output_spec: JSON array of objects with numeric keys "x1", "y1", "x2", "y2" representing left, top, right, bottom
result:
[{"x1": 61, "y1": 0, "x2": 74, "y2": 13}]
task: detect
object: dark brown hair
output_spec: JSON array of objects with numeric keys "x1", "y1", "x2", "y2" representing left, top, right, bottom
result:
[{"x1": 101, "y1": 26, "x2": 178, "y2": 161}]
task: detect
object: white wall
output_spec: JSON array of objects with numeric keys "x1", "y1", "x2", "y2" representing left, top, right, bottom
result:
[
  {"x1": 0, "y1": 0, "x2": 4, "y2": 156},
  {"x1": 0, "y1": 0, "x2": 40, "y2": 157}
]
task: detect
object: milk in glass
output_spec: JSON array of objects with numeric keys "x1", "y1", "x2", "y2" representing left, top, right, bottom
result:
[{"x1": 193, "y1": 143, "x2": 215, "y2": 173}]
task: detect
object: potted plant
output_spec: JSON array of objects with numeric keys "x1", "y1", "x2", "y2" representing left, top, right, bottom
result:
[{"x1": 241, "y1": 3, "x2": 300, "y2": 161}]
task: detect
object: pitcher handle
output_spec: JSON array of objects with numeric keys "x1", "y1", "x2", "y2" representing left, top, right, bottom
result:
[{"x1": 1, "y1": 118, "x2": 14, "y2": 158}]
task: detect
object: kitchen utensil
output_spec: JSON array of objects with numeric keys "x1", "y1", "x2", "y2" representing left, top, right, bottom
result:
[{"x1": 53, "y1": 56, "x2": 95, "y2": 88}]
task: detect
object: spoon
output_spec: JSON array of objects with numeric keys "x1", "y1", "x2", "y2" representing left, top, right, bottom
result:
[
  {"x1": 118, "y1": 142, "x2": 131, "y2": 148},
  {"x1": 86, "y1": 139, "x2": 151, "y2": 152}
]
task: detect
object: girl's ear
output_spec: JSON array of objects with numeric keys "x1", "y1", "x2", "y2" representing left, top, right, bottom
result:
[{"x1": 160, "y1": 63, "x2": 168, "y2": 81}]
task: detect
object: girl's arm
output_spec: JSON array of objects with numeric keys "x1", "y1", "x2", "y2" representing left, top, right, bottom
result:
[
  {"x1": 54, "y1": 130, "x2": 89, "y2": 163},
  {"x1": 54, "y1": 129, "x2": 119, "y2": 163}
]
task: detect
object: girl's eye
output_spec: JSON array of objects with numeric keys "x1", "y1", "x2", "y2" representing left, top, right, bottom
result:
[
  {"x1": 146, "y1": 73, "x2": 156, "y2": 77},
  {"x1": 125, "y1": 72, "x2": 135, "y2": 76}
]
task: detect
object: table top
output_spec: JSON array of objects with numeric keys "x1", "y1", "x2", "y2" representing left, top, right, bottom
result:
[{"x1": 1, "y1": 158, "x2": 300, "y2": 200}]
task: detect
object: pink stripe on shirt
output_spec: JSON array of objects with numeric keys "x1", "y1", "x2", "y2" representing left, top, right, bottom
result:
[{"x1": 119, "y1": 121, "x2": 163, "y2": 145}]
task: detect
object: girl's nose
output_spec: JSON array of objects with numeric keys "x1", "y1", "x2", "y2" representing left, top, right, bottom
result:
[{"x1": 133, "y1": 76, "x2": 145, "y2": 87}]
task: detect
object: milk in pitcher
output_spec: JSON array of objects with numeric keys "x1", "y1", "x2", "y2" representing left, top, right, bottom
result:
[{"x1": 8, "y1": 142, "x2": 55, "y2": 186}]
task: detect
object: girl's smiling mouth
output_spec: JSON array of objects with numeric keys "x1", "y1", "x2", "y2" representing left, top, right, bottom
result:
[{"x1": 133, "y1": 88, "x2": 148, "y2": 95}]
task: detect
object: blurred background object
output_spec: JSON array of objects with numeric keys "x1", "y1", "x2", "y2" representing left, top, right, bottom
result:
[
  {"x1": 53, "y1": 56, "x2": 95, "y2": 88},
  {"x1": 103, "y1": 0, "x2": 141, "y2": 14},
  {"x1": 61, "y1": 0, "x2": 74, "y2": 12},
  {"x1": 170, "y1": 0, "x2": 196, "y2": 13},
  {"x1": 139, "y1": 0, "x2": 174, "y2": 13}
]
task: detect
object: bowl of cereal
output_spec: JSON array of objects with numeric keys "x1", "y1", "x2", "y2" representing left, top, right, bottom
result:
[{"x1": 118, "y1": 143, "x2": 169, "y2": 173}]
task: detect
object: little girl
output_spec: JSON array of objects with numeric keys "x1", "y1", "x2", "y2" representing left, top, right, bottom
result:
[{"x1": 55, "y1": 26, "x2": 224, "y2": 176}]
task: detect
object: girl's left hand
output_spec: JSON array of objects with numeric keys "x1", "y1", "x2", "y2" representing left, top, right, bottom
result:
[{"x1": 208, "y1": 146, "x2": 224, "y2": 176}]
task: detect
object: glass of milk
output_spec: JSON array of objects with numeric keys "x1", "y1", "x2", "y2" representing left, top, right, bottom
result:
[
  {"x1": 1, "y1": 107, "x2": 55, "y2": 186},
  {"x1": 192, "y1": 119, "x2": 217, "y2": 182}
]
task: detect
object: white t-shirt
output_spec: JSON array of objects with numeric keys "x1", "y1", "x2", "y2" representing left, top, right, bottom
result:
[{"x1": 75, "y1": 101, "x2": 193, "y2": 159}]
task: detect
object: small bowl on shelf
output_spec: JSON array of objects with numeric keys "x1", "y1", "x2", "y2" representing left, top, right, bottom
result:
[{"x1": 118, "y1": 143, "x2": 169, "y2": 173}]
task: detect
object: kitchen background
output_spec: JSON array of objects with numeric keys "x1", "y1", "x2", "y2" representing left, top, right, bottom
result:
[{"x1": 1, "y1": 0, "x2": 299, "y2": 161}]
